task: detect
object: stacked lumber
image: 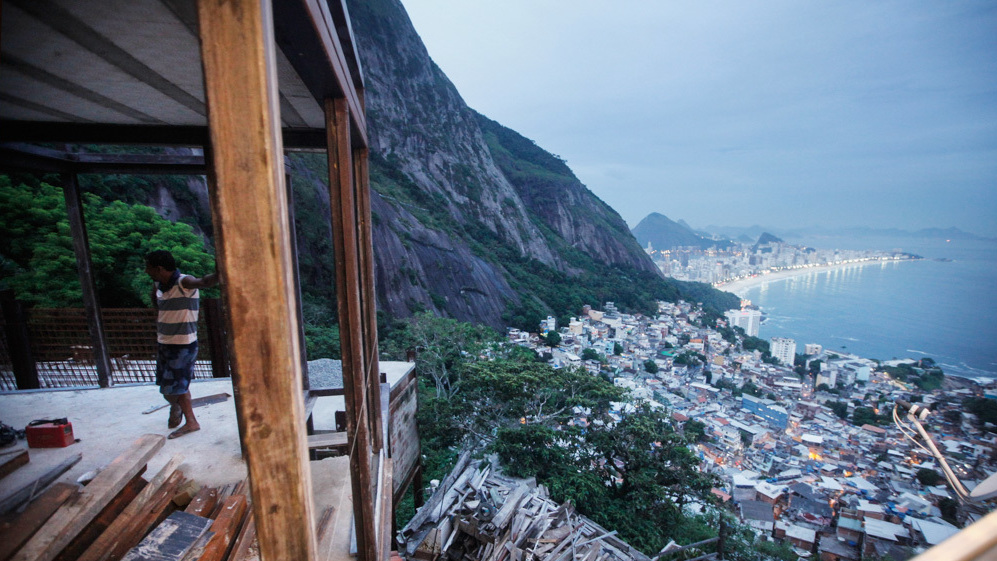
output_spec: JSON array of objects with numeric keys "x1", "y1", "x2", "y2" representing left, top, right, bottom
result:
[
  {"x1": 398, "y1": 456, "x2": 651, "y2": 561},
  {"x1": 0, "y1": 435, "x2": 259, "y2": 561}
]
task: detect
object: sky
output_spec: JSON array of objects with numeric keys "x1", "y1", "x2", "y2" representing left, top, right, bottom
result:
[{"x1": 400, "y1": 1, "x2": 997, "y2": 237}]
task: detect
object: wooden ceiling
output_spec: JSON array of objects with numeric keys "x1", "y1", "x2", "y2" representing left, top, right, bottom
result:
[{"x1": 0, "y1": 0, "x2": 367, "y2": 149}]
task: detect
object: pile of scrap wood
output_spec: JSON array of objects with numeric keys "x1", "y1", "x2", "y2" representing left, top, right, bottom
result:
[
  {"x1": 0, "y1": 434, "x2": 259, "y2": 561},
  {"x1": 397, "y1": 452, "x2": 651, "y2": 561}
]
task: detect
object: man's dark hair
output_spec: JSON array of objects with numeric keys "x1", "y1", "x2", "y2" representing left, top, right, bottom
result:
[{"x1": 145, "y1": 250, "x2": 177, "y2": 271}]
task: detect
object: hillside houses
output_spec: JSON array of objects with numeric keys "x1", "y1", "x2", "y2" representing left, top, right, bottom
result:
[{"x1": 507, "y1": 300, "x2": 997, "y2": 561}]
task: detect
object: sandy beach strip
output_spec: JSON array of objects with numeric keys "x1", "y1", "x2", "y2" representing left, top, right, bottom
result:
[{"x1": 716, "y1": 259, "x2": 886, "y2": 297}]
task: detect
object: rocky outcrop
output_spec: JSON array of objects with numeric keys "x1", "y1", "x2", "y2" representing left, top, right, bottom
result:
[{"x1": 345, "y1": 0, "x2": 666, "y2": 328}]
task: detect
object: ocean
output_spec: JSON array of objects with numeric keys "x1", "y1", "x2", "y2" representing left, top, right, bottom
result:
[{"x1": 735, "y1": 235, "x2": 997, "y2": 379}]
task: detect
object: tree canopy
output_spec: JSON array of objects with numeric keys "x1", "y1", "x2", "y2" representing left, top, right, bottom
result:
[
  {"x1": 388, "y1": 312, "x2": 732, "y2": 556},
  {"x1": 0, "y1": 176, "x2": 214, "y2": 308}
]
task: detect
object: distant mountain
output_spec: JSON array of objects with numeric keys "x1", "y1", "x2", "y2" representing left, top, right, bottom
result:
[
  {"x1": 632, "y1": 213, "x2": 734, "y2": 251},
  {"x1": 755, "y1": 232, "x2": 783, "y2": 245},
  {"x1": 701, "y1": 224, "x2": 991, "y2": 242}
]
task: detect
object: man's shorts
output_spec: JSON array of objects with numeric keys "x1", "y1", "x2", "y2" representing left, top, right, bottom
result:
[{"x1": 156, "y1": 342, "x2": 198, "y2": 395}]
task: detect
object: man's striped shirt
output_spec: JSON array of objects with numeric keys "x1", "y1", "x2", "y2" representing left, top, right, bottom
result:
[{"x1": 156, "y1": 273, "x2": 199, "y2": 345}]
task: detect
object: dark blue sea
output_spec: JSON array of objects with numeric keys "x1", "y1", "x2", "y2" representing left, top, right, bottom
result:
[{"x1": 735, "y1": 235, "x2": 997, "y2": 379}]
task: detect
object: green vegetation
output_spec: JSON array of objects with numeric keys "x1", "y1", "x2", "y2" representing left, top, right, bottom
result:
[
  {"x1": 963, "y1": 397, "x2": 997, "y2": 432},
  {"x1": 916, "y1": 468, "x2": 942, "y2": 486},
  {"x1": 684, "y1": 419, "x2": 707, "y2": 443},
  {"x1": 581, "y1": 348, "x2": 605, "y2": 362},
  {"x1": 0, "y1": 176, "x2": 215, "y2": 308},
  {"x1": 881, "y1": 361, "x2": 945, "y2": 390},
  {"x1": 385, "y1": 313, "x2": 804, "y2": 558},
  {"x1": 472, "y1": 111, "x2": 738, "y2": 330},
  {"x1": 644, "y1": 359, "x2": 659, "y2": 374},
  {"x1": 829, "y1": 401, "x2": 849, "y2": 419},
  {"x1": 543, "y1": 331, "x2": 561, "y2": 347},
  {"x1": 852, "y1": 406, "x2": 885, "y2": 426}
]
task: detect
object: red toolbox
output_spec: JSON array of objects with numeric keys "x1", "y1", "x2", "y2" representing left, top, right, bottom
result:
[{"x1": 26, "y1": 420, "x2": 75, "y2": 448}]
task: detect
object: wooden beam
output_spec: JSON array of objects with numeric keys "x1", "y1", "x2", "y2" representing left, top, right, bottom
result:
[
  {"x1": 0, "y1": 450, "x2": 29, "y2": 481},
  {"x1": 196, "y1": 494, "x2": 248, "y2": 561},
  {"x1": 118, "y1": 511, "x2": 214, "y2": 561},
  {"x1": 0, "y1": 483, "x2": 77, "y2": 561},
  {"x1": 54, "y1": 473, "x2": 147, "y2": 561},
  {"x1": 325, "y1": 96, "x2": 377, "y2": 561},
  {"x1": 0, "y1": 121, "x2": 327, "y2": 149},
  {"x1": 285, "y1": 171, "x2": 309, "y2": 387},
  {"x1": 62, "y1": 173, "x2": 113, "y2": 387},
  {"x1": 0, "y1": 454, "x2": 81, "y2": 516},
  {"x1": 272, "y1": 1, "x2": 367, "y2": 148},
  {"x1": 355, "y1": 148, "x2": 383, "y2": 452},
  {"x1": 196, "y1": 1, "x2": 317, "y2": 560},
  {"x1": 77, "y1": 463, "x2": 187, "y2": 561},
  {"x1": 12, "y1": 434, "x2": 164, "y2": 561},
  {"x1": 307, "y1": 432, "x2": 348, "y2": 451}
]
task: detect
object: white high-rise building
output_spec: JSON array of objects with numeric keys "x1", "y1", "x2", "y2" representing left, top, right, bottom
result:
[
  {"x1": 725, "y1": 308, "x2": 762, "y2": 337},
  {"x1": 770, "y1": 337, "x2": 797, "y2": 366}
]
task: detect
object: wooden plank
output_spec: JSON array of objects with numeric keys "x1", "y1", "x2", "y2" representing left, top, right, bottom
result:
[
  {"x1": 54, "y1": 473, "x2": 148, "y2": 561},
  {"x1": 229, "y1": 515, "x2": 258, "y2": 561},
  {"x1": 208, "y1": 484, "x2": 236, "y2": 519},
  {"x1": 142, "y1": 393, "x2": 231, "y2": 415},
  {"x1": 119, "y1": 511, "x2": 214, "y2": 561},
  {"x1": 195, "y1": 494, "x2": 248, "y2": 561},
  {"x1": 402, "y1": 451, "x2": 473, "y2": 534},
  {"x1": 196, "y1": 1, "x2": 317, "y2": 560},
  {"x1": 184, "y1": 487, "x2": 219, "y2": 518},
  {"x1": 0, "y1": 483, "x2": 77, "y2": 561},
  {"x1": 307, "y1": 432, "x2": 348, "y2": 450},
  {"x1": 0, "y1": 454, "x2": 81, "y2": 515},
  {"x1": 0, "y1": 450, "x2": 29, "y2": 481},
  {"x1": 326, "y1": 95, "x2": 377, "y2": 561},
  {"x1": 272, "y1": 0, "x2": 367, "y2": 147},
  {"x1": 379, "y1": 459, "x2": 393, "y2": 561},
  {"x1": 356, "y1": 150, "x2": 383, "y2": 453},
  {"x1": 12, "y1": 434, "x2": 164, "y2": 561},
  {"x1": 314, "y1": 507, "x2": 335, "y2": 557},
  {"x1": 76, "y1": 454, "x2": 185, "y2": 561}
]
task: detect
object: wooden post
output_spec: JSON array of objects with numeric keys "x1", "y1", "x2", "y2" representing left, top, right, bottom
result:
[
  {"x1": 326, "y1": 96, "x2": 378, "y2": 561},
  {"x1": 286, "y1": 171, "x2": 310, "y2": 388},
  {"x1": 202, "y1": 298, "x2": 229, "y2": 378},
  {"x1": 196, "y1": 1, "x2": 317, "y2": 560},
  {"x1": 62, "y1": 173, "x2": 112, "y2": 388},
  {"x1": 355, "y1": 148, "x2": 383, "y2": 452},
  {"x1": 0, "y1": 290, "x2": 39, "y2": 389}
]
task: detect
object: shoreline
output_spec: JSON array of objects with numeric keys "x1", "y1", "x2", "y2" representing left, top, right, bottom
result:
[{"x1": 715, "y1": 258, "x2": 910, "y2": 298}]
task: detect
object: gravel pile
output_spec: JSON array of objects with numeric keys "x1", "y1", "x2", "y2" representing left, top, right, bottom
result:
[{"x1": 307, "y1": 358, "x2": 343, "y2": 389}]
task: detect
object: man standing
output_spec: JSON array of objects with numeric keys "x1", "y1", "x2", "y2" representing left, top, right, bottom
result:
[{"x1": 144, "y1": 250, "x2": 219, "y2": 439}]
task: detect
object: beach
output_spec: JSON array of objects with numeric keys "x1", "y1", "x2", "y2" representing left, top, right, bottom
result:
[{"x1": 716, "y1": 260, "x2": 888, "y2": 298}]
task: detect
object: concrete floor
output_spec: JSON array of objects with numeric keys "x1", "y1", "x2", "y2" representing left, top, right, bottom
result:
[
  {"x1": 0, "y1": 365, "x2": 411, "y2": 559},
  {"x1": 0, "y1": 378, "x2": 353, "y2": 504}
]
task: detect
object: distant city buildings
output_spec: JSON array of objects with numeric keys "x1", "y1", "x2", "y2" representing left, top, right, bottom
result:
[
  {"x1": 770, "y1": 337, "x2": 797, "y2": 366},
  {"x1": 725, "y1": 308, "x2": 762, "y2": 337},
  {"x1": 507, "y1": 298, "x2": 995, "y2": 561},
  {"x1": 646, "y1": 240, "x2": 916, "y2": 286},
  {"x1": 741, "y1": 394, "x2": 790, "y2": 429}
]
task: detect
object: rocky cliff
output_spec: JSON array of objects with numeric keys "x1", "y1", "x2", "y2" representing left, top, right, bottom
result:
[{"x1": 344, "y1": 0, "x2": 688, "y2": 329}]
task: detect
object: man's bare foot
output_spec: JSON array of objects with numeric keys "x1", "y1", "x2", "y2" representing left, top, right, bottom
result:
[{"x1": 168, "y1": 423, "x2": 201, "y2": 439}]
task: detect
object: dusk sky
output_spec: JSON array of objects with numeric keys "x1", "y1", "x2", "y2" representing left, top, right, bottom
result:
[{"x1": 401, "y1": 1, "x2": 997, "y2": 237}]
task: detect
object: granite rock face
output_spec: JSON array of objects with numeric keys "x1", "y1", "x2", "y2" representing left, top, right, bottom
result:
[{"x1": 344, "y1": 0, "x2": 662, "y2": 328}]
